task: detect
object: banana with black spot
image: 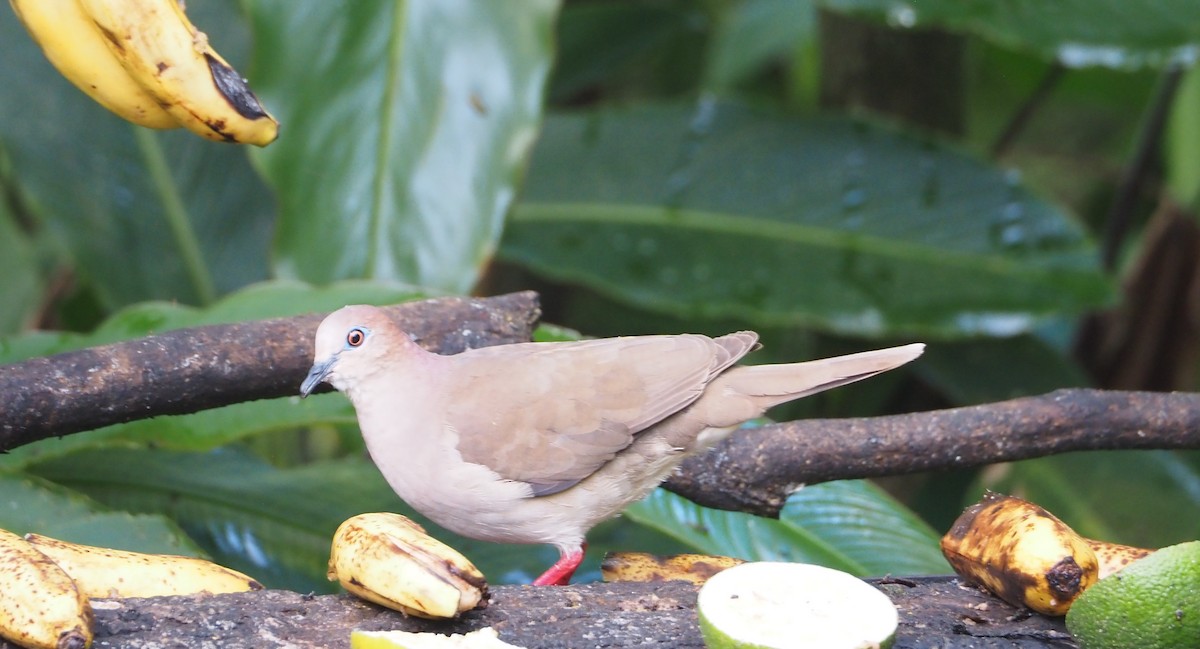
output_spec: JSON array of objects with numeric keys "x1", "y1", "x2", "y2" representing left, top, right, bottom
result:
[
  {"x1": 76, "y1": 0, "x2": 279, "y2": 145},
  {"x1": 8, "y1": 0, "x2": 179, "y2": 128},
  {"x1": 941, "y1": 492, "x2": 1099, "y2": 616}
]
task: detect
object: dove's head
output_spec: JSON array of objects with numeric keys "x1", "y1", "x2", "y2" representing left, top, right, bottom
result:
[{"x1": 300, "y1": 305, "x2": 409, "y2": 397}]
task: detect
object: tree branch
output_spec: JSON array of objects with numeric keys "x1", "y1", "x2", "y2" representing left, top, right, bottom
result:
[
  {"x1": 0, "y1": 292, "x2": 541, "y2": 451},
  {"x1": 666, "y1": 388, "x2": 1200, "y2": 517}
]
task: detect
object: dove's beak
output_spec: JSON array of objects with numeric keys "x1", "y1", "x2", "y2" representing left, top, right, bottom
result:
[{"x1": 300, "y1": 356, "x2": 336, "y2": 397}]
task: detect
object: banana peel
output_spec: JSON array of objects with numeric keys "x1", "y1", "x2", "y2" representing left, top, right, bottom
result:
[
  {"x1": 328, "y1": 512, "x2": 488, "y2": 620},
  {"x1": 601, "y1": 551, "x2": 745, "y2": 585}
]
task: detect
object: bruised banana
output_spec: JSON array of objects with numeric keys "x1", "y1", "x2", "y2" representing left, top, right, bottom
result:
[
  {"x1": 941, "y1": 492, "x2": 1099, "y2": 616},
  {"x1": 0, "y1": 529, "x2": 92, "y2": 649},
  {"x1": 25, "y1": 533, "x2": 262, "y2": 599},
  {"x1": 601, "y1": 551, "x2": 745, "y2": 585},
  {"x1": 328, "y1": 513, "x2": 488, "y2": 620},
  {"x1": 8, "y1": 0, "x2": 177, "y2": 128}
]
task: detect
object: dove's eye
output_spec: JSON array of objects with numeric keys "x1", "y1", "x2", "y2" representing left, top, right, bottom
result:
[{"x1": 346, "y1": 328, "x2": 366, "y2": 347}]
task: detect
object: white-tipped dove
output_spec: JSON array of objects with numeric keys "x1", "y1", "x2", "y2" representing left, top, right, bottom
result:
[{"x1": 301, "y1": 305, "x2": 923, "y2": 586}]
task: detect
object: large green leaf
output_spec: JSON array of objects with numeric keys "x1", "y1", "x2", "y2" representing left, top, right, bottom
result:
[
  {"x1": 625, "y1": 481, "x2": 949, "y2": 577},
  {"x1": 0, "y1": 472, "x2": 202, "y2": 554},
  {"x1": 247, "y1": 0, "x2": 557, "y2": 293},
  {"x1": 503, "y1": 102, "x2": 1111, "y2": 339},
  {"x1": 820, "y1": 0, "x2": 1200, "y2": 69},
  {"x1": 976, "y1": 451, "x2": 1200, "y2": 549},
  {"x1": 0, "y1": 0, "x2": 275, "y2": 311}
]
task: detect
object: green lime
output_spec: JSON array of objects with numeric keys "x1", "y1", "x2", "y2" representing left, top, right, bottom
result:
[
  {"x1": 1066, "y1": 540, "x2": 1200, "y2": 649},
  {"x1": 351, "y1": 627, "x2": 521, "y2": 649},
  {"x1": 697, "y1": 561, "x2": 898, "y2": 649}
]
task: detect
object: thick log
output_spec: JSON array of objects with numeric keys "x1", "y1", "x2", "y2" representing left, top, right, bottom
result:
[{"x1": 0, "y1": 577, "x2": 1077, "y2": 649}]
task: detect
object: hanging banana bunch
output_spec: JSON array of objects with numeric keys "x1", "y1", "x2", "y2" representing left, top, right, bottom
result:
[{"x1": 9, "y1": 0, "x2": 279, "y2": 146}]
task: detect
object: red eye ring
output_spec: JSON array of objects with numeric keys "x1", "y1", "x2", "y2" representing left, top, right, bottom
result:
[{"x1": 346, "y1": 328, "x2": 366, "y2": 347}]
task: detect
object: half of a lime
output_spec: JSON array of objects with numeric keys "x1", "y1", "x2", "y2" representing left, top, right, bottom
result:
[{"x1": 697, "y1": 561, "x2": 898, "y2": 649}]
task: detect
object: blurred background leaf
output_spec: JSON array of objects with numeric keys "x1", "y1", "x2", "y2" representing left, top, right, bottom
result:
[
  {"x1": 246, "y1": 0, "x2": 557, "y2": 293},
  {"x1": 819, "y1": 0, "x2": 1200, "y2": 68}
]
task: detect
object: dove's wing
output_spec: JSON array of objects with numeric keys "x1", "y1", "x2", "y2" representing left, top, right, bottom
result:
[{"x1": 443, "y1": 332, "x2": 757, "y2": 495}]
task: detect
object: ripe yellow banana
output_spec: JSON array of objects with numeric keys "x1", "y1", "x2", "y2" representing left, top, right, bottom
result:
[
  {"x1": 941, "y1": 492, "x2": 1099, "y2": 616},
  {"x1": 328, "y1": 513, "x2": 489, "y2": 620},
  {"x1": 601, "y1": 551, "x2": 746, "y2": 585},
  {"x1": 24, "y1": 533, "x2": 263, "y2": 599},
  {"x1": 75, "y1": 0, "x2": 279, "y2": 146},
  {"x1": 0, "y1": 529, "x2": 93, "y2": 649},
  {"x1": 8, "y1": 0, "x2": 178, "y2": 128}
]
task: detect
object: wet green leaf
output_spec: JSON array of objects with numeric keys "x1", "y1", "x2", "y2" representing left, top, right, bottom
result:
[{"x1": 503, "y1": 102, "x2": 1112, "y2": 339}]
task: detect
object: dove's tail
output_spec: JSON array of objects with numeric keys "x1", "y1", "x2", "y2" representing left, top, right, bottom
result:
[{"x1": 699, "y1": 343, "x2": 925, "y2": 425}]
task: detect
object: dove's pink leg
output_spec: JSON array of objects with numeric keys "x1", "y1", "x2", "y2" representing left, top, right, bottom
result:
[{"x1": 532, "y1": 543, "x2": 587, "y2": 586}]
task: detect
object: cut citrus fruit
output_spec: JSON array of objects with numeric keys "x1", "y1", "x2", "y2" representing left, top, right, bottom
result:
[{"x1": 697, "y1": 561, "x2": 898, "y2": 649}]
